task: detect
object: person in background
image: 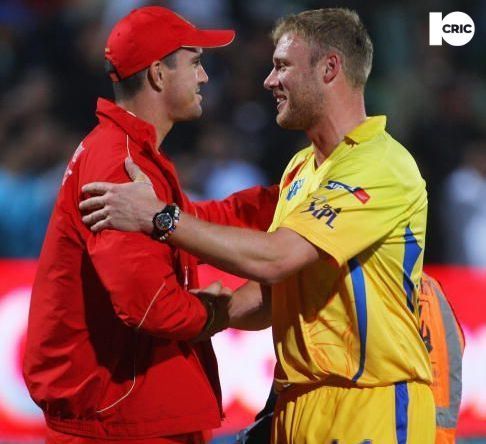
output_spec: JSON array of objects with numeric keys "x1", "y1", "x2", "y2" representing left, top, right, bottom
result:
[{"x1": 442, "y1": 140, "x2": 486, "y2": 266}]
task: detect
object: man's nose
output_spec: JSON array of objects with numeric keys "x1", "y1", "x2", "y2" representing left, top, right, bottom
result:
[
  {"x1": 264, "y1": 68, "x2": 277, "y2": 90},
  {"x1": 198, "y1": 65, "x2": 209, "y2": 83}
]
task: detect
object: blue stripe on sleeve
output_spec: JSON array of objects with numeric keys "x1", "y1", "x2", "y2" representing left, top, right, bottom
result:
[
  {"x1": 395, "y1": 381, "x2": 409, "y2": 444},
  {"x1": 402, "y1": 226, "x2": 422, "y2": 312},
  {"x1": 348, "y1": 257, "x2": 367, "y2": 383}
]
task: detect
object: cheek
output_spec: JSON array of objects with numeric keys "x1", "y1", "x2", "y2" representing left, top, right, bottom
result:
[
  {"x1": 279, "y1": 72, "x2": 289, "y2": 88},
  {"x1": 179, "y1": 73, "x2": 197, "y2": 98},
  {"x1": 169, "y1": 80, "x2": 193, "y2": 105},
  {"x1": 281, "y1": 73, "x2": 300, "y2": 94},
  {"x1": 292, "y1": 75, "x2": 316, "y2": 99}
]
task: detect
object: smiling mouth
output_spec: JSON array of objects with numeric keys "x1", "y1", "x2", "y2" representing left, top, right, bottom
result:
[{"x1": 276, "y1": 97, "x2": 287, "y2": 111}]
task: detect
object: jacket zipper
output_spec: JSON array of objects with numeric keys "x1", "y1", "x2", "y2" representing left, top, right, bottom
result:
[{"x1": 184, "y1": 265, "x2": 189, "y2": 291}]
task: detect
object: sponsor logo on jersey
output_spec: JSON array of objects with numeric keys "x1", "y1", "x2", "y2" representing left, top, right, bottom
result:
[
  {"x1": 324, "y1": 180, "x2": 370, "y2": 204},
  {"x1": 302, "y1": 196, "x2": 341, "y2": 229},
  {"x1": 286, "y1": 179, "x2": 305, "y2": 201},
  {"x1": 62, "y1": 142, "x2": 85, "y2": 186}
]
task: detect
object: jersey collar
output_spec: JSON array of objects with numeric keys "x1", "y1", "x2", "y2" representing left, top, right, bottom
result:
[
  {"x1": 344, "y1": 115, "x2": 387, "y2": 145},
  {"x1": 96, "y1": 98, "x2": 157, "y2": 153}
]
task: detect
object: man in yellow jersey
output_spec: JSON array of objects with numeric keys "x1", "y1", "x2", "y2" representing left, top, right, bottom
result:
[{"x1": 80, "y1": 8, "x2": 435, "y2": 444}]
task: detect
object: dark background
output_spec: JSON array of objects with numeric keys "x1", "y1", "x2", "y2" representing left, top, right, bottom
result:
[{"x1": 0, "y1": 0, "x2": 484, "y2": 264}]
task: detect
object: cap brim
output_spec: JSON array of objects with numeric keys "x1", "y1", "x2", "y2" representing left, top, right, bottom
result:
[{"x1": 182, "y1": 29, "x2": 235, "y2": 49}]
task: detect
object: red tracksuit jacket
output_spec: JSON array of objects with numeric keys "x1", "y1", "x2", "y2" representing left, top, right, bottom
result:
[{"x1": 23, "y1": 98, "x2": 278, "y2": 439}]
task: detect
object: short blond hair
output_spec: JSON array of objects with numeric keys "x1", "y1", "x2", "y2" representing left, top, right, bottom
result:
[{"x1": 272, "y1": 8, "x2": 373, "y2": 89}]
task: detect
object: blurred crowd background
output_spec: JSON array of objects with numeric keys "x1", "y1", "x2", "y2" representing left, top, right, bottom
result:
[{"x1": 0, "y1": 0, "x2": 485, "y2": 265}]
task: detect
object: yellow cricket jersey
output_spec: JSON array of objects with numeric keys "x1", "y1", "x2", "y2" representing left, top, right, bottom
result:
[{"x1": 269, "y1": 116, "x2": 433, "y2": 390}]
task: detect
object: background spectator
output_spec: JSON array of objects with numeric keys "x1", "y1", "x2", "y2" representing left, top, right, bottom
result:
[{"x1": 442, "y1": 140, "x2": 486, "y2": 266}]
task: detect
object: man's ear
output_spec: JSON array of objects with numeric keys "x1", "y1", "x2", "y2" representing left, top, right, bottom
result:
[
  {"x1": 147, "y1": 60, "x2": 164, "y2": 91},
  {"x1": 321, "y1": 52, "x2": 341, "y2": 84}
]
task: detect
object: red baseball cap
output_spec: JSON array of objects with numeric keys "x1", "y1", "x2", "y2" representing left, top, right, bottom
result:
[{"x1": 105, "y1": 6, "x2": 235, "y2": 82}]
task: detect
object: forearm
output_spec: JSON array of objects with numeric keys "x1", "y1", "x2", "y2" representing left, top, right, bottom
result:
[
  {"x1": 87, "y1": 231, "x2": 208, "y2": 341},
  {"x1": 228, "y1": 281, "x2": 272, "y2": 331},
  {"x1": 170, "y1": 212, "x2": 284, "y2": 284},
  {"x1": 80, "y1": 180, "x2": 320, "y2": 284}
]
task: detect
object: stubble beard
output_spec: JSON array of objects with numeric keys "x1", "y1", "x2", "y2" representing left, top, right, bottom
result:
[
  {"x1": 276, "y1": 88, "x2": 323, "y2": 131},
  {"x1": 173, "y1": 98, "x2": 203, "y2": 122}
]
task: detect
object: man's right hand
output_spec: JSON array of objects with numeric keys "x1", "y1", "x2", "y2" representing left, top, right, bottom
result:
[{"x1": 79, "y1": 157, "x2": 162, "y2": 234}]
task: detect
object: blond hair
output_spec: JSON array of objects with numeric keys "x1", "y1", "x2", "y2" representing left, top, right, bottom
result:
[{"x1": 272, "y1": 8, "x2": 373, "y2": 89}]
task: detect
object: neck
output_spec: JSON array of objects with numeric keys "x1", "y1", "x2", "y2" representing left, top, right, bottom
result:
[
  {"x1": 117, "y1": 94, "x2": 173, "y2": 151},
  {"x1": 308, "y1": 89, "x2": 366, "y2": 167}
]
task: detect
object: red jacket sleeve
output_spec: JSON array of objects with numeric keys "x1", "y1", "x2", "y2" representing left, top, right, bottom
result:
[
  {"x1": 86, "y1": 229, "x2": 207, "y2": 341},
  {"x1": 192, "y1": 185, "x2": 279, "y2": 231},
  {"x1": 80, "y1": 145, "x2": 208, "y2": 341}
]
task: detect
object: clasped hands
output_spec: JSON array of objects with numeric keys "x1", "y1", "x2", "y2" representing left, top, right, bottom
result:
[{"x1": 190, "y1": 281, "x2": 233, "y2": 342}]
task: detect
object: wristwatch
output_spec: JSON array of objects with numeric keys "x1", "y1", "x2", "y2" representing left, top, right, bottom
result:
[{"x1": 152, "y1": 203, "x2": 180, "y2": 242}]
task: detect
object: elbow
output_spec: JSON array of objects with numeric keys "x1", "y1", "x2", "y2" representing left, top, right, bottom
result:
[
  {"x1": 249, "y1": 260, "x2": 288, "y2": 286},
  {"x1": 134, "y1": 318, "x2": 204, "y2": 341},
  {"x1": 133, "y1": 303, "x2": 207, "y2": 340},
  {"x1": 113, "y1": 297, "x2": 207, "y2": 341}
]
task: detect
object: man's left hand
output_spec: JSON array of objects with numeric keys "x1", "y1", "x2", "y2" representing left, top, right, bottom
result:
[
  {"x1": 190, "y1": 281, "x2": 232, "y2": 341},
  {"x1": 80, "y1": 157, "x2": 166, "y2": 233}
]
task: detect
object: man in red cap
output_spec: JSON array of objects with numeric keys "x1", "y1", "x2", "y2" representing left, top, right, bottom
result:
[{"x1": 23, "y1": 6, "x2": 277, "y2": 444}]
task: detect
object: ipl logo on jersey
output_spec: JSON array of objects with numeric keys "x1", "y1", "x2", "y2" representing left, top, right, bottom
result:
[
  {"x1": 286, "y1": 179, "x2": 305, "y2": 201},
  {"x1": 302, "y1": 196, "x2": 341, "y2": 229},
  {"x1": 324, "y1": 180, "x2": 370, "y2": 204}
]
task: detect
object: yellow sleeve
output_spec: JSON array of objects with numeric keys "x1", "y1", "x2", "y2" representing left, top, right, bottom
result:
[{"x1": 279, "y1": 169, "x2": 418, "y2": 266}]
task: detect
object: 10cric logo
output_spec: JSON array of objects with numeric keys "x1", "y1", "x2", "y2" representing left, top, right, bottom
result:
[{"x1": 429, "y1": 12, "x2": 475, "y2": 46}]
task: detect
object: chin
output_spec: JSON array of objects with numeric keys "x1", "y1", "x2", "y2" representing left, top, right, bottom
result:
[
  {"x1": 277, "y1": 113, "x2": 301, "y2": 130},
  {"x1": 177, "y1": 108, "x2": 203, "y2": 122},
  {"x1": 192, "y1": 104, "x2": 203, "y2": 118}
]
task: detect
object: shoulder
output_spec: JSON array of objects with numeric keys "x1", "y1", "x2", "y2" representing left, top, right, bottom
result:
[
  {"x1": 339, "y1": 132, "x2": 424, "y2": 188},
  {"x1": 321, "y1": 134, "x2": 426, "y2": 210},
  {"x1": 83, "y1": 121, "x2": 127, "y2": 158},
  {"x1": 380, "y1": 132, "x2": 425, "y2": 194},
  {"x1": 75, "y1": 123, "x2": 130, "y2": 184}
]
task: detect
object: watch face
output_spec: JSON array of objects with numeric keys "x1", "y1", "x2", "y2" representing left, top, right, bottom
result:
[{"x1": 155, "y1": 213, "x2": 173, "y2": 232}]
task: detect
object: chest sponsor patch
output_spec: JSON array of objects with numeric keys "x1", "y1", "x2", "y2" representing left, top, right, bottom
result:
[
  {"x1": 301, "y1": 196, "x2": 341, "y2": 229},
  {"x1": 324, "y1": 180, "x2": 370, "y2": 204},
  {"x1": 286, "y1": 178, "x2": 305, "y2": 201},
  {"x1": 62, "y1": 142, "x2": 85, "y2": 186}
]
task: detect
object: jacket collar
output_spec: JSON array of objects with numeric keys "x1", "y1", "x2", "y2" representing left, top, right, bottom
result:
[
  {"x1": 96, "y1": 98, "x2": 157, "y2": 153},
  {"x1": 345, "y1": 115, "x2": 387, "y2": 145}
]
